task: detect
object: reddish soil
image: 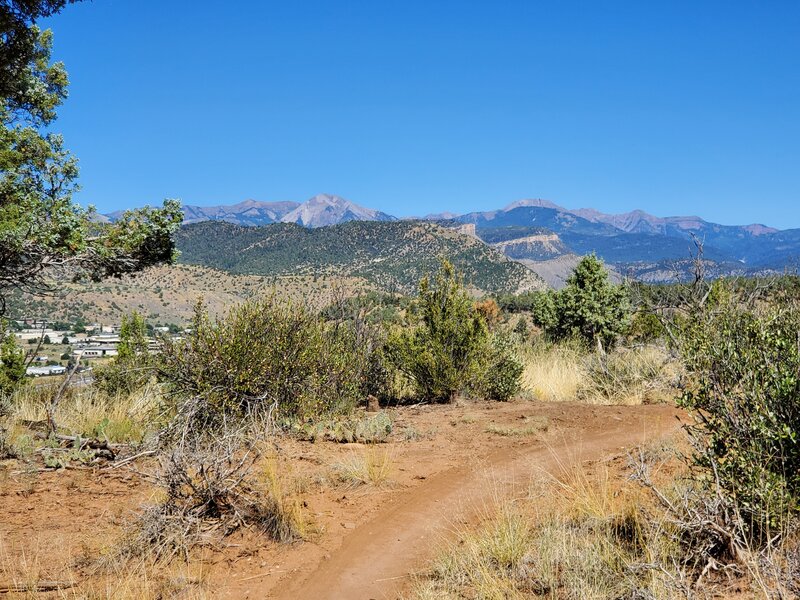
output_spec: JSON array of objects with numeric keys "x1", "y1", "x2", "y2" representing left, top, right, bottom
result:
[{"x1": 0, "y1": 400, "x2": 683, "y2": 599}]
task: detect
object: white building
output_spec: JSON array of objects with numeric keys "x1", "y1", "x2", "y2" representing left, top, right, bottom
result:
[
  {"x1": 74, "y1": 346, "x2": 119, "y2": 359},
  {"x1": 26, "y1": 365, "x2": 67, "y2": 377}
]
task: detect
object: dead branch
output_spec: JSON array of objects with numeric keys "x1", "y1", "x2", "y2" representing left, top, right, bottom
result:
[
  {"x1": 33, "y1": 432, "x2": 118, "y2": 460},
  {"x1": 0, "y1": 580, "x2": 76, "y2": 593}
]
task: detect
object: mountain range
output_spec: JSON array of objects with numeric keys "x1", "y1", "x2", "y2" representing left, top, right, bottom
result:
[
  {"x1": 108, "y1": 194, "x2": 800, "y2": 286},
  {"x1": 120, "y1": 194, "x2": 396, "y2": 228}
]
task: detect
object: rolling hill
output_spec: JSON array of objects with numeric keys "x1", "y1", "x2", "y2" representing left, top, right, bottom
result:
[
  {"x1": 4, "y1": 264, "x2": 375, "y2": 325},
  {"x1": 175, "y1": 220, "x2": 545, "y2": 295}
]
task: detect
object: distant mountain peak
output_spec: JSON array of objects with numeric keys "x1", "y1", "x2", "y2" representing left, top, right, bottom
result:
[
  {"x1": 503, "y1": 198, "x2": 564, "y2": 211},
  {"x1": 422, "y1": 211, "x2": 460, "y2": 220},
  {"x1": 742, "y1": 223, "x2": 779, "y2": 236},
  {"x1": 305, "y1": 193, "x2": 343, "y2": 207},
  {"x1": 280, "y1": 194, "x2": 397, "y2": 227}
]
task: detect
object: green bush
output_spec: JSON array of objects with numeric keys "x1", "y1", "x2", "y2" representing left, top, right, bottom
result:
[
  {"x1": 471, "y1": 334, "x2": 524, "y2": 402},
  {"x1": 386, "y1": 260, "x2": 488, "y2": 402},
  {"x1": 158, "y1": 298, "x2": 378, "y2": 423},
  {"x1": 94, "y1": 311, "x2": 153, "y2": 396},
  {"x1": 387, "y1": 261, "x2": 523, "y2": 402},
  {"x1": 0, "y1": 325, "x2": 25, "y2": 396},
  {"x1": 627, "y1": 311, "x2": 665, "y2": 343},
  {"x1": 679, "y1": 292, "x2": 800, "y2": 542},
  {"x1": 529, "y1": 290, "x2": 558, "y2": 331}
]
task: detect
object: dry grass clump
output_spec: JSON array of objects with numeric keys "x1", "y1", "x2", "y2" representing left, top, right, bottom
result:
[
  {"x1": 253, "y1": 456, "x2": 308, "y2": 542},
  {"x1": 519, "y1": 341, "x2": 680, "y2": 406},
  {"x1": 0, "y1": 535, "x2": 77, "y2": 596},
  {"x1": 0, "y1": 541, "x2": 211, "y2": 599},
  {"x1": 334, "y1": 447, "x2": 393, "y2": 488},
  {"x1": 420, "y1": 504, "x2": 532, "y2": 600},
  {"x1": 579, "y1": 345, "x2": 682, "y2": 405},
  {"x1": 410, "y1": 451, "x2": 693, "y2": 600},
  {"x1": 86, "y1": 564, "x2": 211, "y2": 599},
  {"x1": 520, "y1": 340, "x2": 586, "y2": 403},
  {"x1": 4, "y1": 381, "x2": 160, "y2": 445}
]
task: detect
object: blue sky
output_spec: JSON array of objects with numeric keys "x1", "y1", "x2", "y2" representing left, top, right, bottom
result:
[{"x1": 44, "y1": 1, "x2": 800, "y2": 227}]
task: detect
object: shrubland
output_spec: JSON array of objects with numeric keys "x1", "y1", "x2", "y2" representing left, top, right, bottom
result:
[
  {"x1": 420, "y1": 264, "x2": 800, "y2": 598},
  {"x1": 158, "y1": 297, "x2": 381, "y2": 425},
  {"x1": 670, "y1": 281, "x2": 800, "y2": 569},
  {"x1": 2, "y1": 246, "x2": 799, "y2": 599}
]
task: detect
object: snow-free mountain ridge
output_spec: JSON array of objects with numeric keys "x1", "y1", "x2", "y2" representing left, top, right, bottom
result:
[{"x1": 105, "y1": 194, "x2": 800, "y2": 282}]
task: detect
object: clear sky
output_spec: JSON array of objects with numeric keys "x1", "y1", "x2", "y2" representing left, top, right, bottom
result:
[{"x1": 43, "y1": 1, "x2": 800, "y2": 228}]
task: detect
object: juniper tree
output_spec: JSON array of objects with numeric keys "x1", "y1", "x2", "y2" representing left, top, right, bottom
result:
[
  {"x1": 551, "y1": 254, "x2": 630, "y2": 351},
  {"x1": 0, "y1": 0, "x2": 183, "y2": 312},
  {"x1": 388, "y1": 260, "x2": 488, "y2": 402}
]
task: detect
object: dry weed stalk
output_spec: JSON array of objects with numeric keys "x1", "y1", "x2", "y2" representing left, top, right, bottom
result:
[
  {"x1": 115, "y1": 396, "x2": 303, "y2": 564},
  {"x1": 628, "y1": 448, "x2": 750, "y2": 590}
]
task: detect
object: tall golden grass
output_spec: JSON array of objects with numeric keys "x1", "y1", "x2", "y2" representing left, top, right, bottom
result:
[
  {"x1": 519, "y1": 341, "x2": 681, "y2": 406},
  {"x1": 519, "y1": 340, "x2": 586, "y2": 403}
]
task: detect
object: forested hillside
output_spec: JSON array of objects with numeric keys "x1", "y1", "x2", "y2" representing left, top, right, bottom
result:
[{"x1": 176, "y1": 220, "x2": 545, "y2": 295}]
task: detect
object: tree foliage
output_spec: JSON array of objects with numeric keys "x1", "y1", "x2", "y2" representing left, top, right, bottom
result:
[
  {"x1": 387, "y1": 260, "x2": 488, "y2": 402},
  {"x1": 117, "y1": 310, "x2": 148, "y2": 361},
  {"x1": 94, "y1": 310, "x2": 152, "y2": 395},
  {"x1": 0, "y1": 0, "x2": 183, "y2": 310},
  {"x1": 0, "y1": 321, "x2": 24, "y2": 394},
  {"x1": 0, "y1": 1, "x2": 80, "y2": 103},
  {"x1": 387, "y1": 260, "x2": 522, "y2": 402},
  {"x1": 549, "y1": 254, "x2": 630, "y2": 349}
]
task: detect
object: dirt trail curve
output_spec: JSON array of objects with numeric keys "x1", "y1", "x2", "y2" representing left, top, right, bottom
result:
[{"x1": 273, "y1": 405, "x2": 681, "y2": 600}]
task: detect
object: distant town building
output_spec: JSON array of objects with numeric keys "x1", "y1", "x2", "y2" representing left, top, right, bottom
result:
[
  {"x1": 26, "y1": 365, "x2": 67, "y2": 377},
  {"x1": 74, "y1": 346, "x2": 119, "y2": 359},
  {"x1": 15, "y1": 328, "x2": 72, "y2": 342},
  {"x1": 87, "y1": 334, "x2": 121, "y2": 345}
]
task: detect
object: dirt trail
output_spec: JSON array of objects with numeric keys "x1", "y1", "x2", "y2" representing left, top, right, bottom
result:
[{"x1": 274, "y1": 405, "x2": 680, "y2": 600}]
